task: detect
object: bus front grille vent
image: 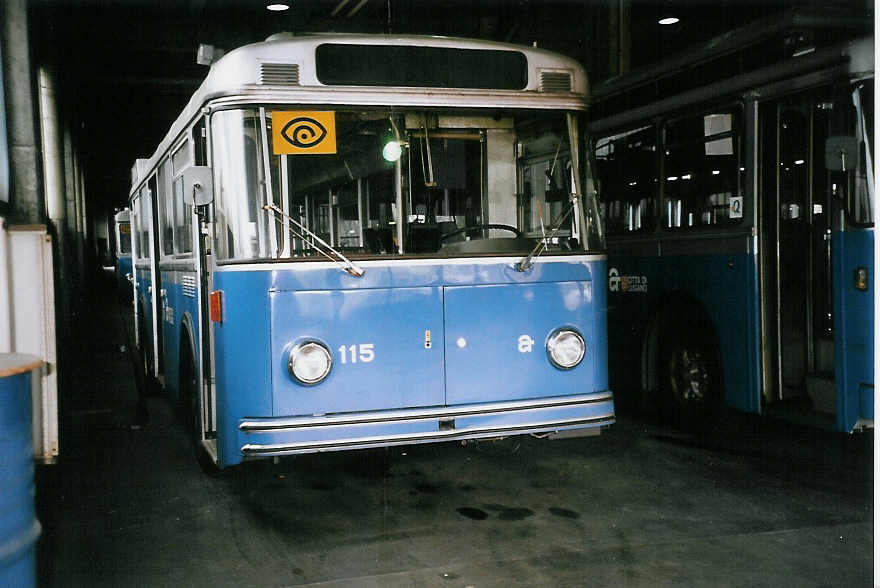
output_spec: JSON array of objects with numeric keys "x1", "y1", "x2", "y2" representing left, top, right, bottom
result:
[
  {"x1": 259, "y1": 63, "x2": 300, "y2": 86},
  {"x1": 539, "y1": 71, "x2": 572, "y2": 93}
]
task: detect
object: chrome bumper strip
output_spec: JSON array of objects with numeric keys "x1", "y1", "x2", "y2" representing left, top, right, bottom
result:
[
  {"x1": 241, "y1": 414, "x2": 614, "y2": 457},
  {"x1": 240, "y1": 391, "x2": 614, "y2": 432}
]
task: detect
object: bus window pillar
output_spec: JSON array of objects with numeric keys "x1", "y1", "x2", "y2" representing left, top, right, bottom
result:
[
  {"x1": 328, "y1": 188, "x2": 337, "y2": 247},
  {"x1": 394, "y1": 157, "x2": 404, "y2": 253},
  {"x1": 280, "y1": 154, "x2": 291, "y2": 257},
  {"x1": 356, "y1": 178, "x2": 365, "y2": 248},
  {"x1": 486, "y1": 129, "x2": 517, "y2": 228}
]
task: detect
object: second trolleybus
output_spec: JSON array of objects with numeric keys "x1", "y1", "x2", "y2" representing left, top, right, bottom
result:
[
  {"x1": 113, "y1": 208, "x2": 132, "y2": 301},
  {"x1": 590, "y1": 9, "x2": 873, "y2": 432}
]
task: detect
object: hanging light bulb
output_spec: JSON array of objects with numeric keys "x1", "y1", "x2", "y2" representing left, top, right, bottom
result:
[
  {"x1": 382, "y1": 139, "x2": 403, "y2": 162},
  {"x1": 381, "y1": 117, "x2": 404, "y2": 162}
]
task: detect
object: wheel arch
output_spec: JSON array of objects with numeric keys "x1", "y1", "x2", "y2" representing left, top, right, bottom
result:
[{"x1": 641, "y1": 290, "x2": 723, "y2": 396}]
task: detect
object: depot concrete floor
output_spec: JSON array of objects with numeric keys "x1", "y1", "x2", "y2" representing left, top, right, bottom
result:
[{"x1": 35, "y1": 272, "x2": 872, "y2": 587}]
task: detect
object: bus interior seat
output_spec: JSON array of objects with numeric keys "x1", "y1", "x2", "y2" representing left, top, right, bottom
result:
[
  {"x1": 364, "y1": 227, "x2": 394, "y2": 254},
  {"x1": 438, "y1": 220, "x2": 462, "y2": 242},
  {"x1": 407, "y1": 224, "x2": 441, "y2": 253}
]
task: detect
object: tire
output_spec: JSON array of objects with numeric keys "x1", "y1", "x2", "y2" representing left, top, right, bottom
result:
[
  {"x1": 660, "y1": 324, "x2": 721, "y2": 431},
  {"x1": 138, "y1": 314, "x2": 158, "y2": 397},
  {"x1": 179, "y1": 343, "x2": 201, "y2": 442}
]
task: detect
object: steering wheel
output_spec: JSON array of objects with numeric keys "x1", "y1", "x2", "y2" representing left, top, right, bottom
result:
[{"x1": 439, "y1": 224, "x2": 522, "y2": 242}]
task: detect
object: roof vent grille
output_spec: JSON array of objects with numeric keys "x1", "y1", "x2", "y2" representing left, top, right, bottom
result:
[
  {"x1": 539, "y1": 70, "x2": 572, "y2": 93},
  {"x1": 260, "y1": 63, "x2": 300, "y2": 85}
]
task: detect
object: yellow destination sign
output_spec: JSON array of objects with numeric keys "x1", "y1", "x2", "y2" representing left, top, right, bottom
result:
[{"x1": 272, "y1": 111, "x2": 337, "y2": 155}]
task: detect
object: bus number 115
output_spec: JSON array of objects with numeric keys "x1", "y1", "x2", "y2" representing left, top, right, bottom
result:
[{"x1": 338, "y1": 343, "x2": 375, "y2": 364}]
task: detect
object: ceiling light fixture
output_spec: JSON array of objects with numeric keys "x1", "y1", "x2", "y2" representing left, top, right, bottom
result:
[
  {"x1": 658, "y1": 16, "x2": 679, "y2": 25},
  {"x1": 267, "y1": 3, "x2": 290, "y2": 11}
]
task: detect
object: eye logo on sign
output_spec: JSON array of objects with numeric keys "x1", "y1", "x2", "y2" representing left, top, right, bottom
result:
[
  {"x1": 282, "y1": 117, "x2": 327, "y2": 148},
  {"x1": 272, "y1": 111, "x2": 337, "y2": 155}
]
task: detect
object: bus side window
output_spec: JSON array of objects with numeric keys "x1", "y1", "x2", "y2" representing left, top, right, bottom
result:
[
  {"x1": 139, "y1": 188, "x2": 151, "y2": 260},
  {"x1": 172, "y1": 141, "x2": 193, "y2": 254},
  {"x1": 158, "y1": 159, "x2": 173, "y2": 255},
  {"x1": 193, "y1": 120, "x2": 208, "y2": 167},
  {"x1": 595, "y1": 125, "x2": 657, "y2": 233},
  {"x1": 663, "y1": 111, "x2": 742, "y2": 229}
]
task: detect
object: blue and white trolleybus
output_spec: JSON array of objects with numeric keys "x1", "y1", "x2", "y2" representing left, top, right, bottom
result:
[
  {"x1": 129, "y1": 33, "x2": 613, "y2": 468},
  {"x1": 590, "y1": 12, "x2": 872, "y2": 432}
]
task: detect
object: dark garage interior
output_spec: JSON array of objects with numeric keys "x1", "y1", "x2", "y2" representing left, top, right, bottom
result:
[{"x1": 0, "y1": 1, "x2": 874, "y2": 586}]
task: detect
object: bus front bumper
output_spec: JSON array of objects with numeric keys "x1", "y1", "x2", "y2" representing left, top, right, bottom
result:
[{"x1": 238, "y1": 391, "x2": 615, "y2": 458}]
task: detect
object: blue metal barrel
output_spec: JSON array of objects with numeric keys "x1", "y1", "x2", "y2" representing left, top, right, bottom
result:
[{"x1": 0, "y1": 354, "x2": 43, "y2": 588}]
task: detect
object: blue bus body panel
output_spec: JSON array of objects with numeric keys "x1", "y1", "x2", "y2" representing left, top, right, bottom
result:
[
  {"x1": 213, "y1": 270, "x2": 274, "y2": 467},
  {"x1": 593, "y1": 262, "x2": 610, "y2": 392},
  {"x1": 608, "y1": 244, "x2": 761, "y2": 414},
  {"x1": 270, "y1": 287, "x2": 445, "y2": 414},
  {"x1": 833, "y1": 229, "x2": 874, "y2": 432},
  {"x1": 213, "y1": 257, "x2": 613, "y2": 467},
  {"x1": 444, "y1": 280, "x2": 596, "y2": 404}
]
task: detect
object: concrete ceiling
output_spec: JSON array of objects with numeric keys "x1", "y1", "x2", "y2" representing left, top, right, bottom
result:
[{"x1": 28, "y1": 0, "x2": 866, "y2": 212}]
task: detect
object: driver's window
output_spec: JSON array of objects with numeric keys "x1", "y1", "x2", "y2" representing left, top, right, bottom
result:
[{"x1": 405, "y1": 133, "x2": 483, "y2": 250}]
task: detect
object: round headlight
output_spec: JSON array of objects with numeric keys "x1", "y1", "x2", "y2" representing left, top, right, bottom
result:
[
  {"x1": 546, "y1": 328, "x2": 586, "y2": 370},
  {"x1": 288, "y1": 341, "x2": 332, "y2": 385}
]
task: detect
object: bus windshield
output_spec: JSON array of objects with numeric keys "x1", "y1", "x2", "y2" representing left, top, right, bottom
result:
[
  {"x1": 211, "y1": 107, "x2": 597, "y2": 262},
  {"x1": 117, "y1": 222, "x2": 132, "y2": 254}
]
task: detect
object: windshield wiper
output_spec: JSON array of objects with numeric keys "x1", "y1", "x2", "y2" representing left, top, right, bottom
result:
[
  {"x1": 263, "y1": 204, "x2": 365, "y2": 277},
  {"x1": 517, "y1": 113, "x2": 592, "y2": 272},
  {"x1": 515, "y1": 197, "x2": 576, "y2": 272}
]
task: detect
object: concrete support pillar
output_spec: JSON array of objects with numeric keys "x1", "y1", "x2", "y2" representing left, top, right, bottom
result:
[
  {"x1": 39, "y1": 67, "x2": 64, "y2": 225},
  {"x1": 617, "y1": 0, "x2": 631, "y2": 76},
  {"x1": 608, "y1": 0, "x2": 631, "y2": 78},
  {"x1": 75, "y1": 150, "x2": 86, "y2": 273},
  {"x1": 62, "y1": 128, "x2": 75, "y2": 240},
  {"x1": 0, "y1": 39, "x2": 9, "y2": 208},
  {"x1": 62, "y1": 126, "x2": 81, "y2": 299},
  {"x1": 2, "y1": 0, "x2": 44, "y2": 224},
  {"x1": 38, "y1": 65, "x2": 72, "y2": 324}
]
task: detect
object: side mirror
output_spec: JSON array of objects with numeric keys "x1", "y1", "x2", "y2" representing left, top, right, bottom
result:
[
  {"x1": 182, "y1": 166, "x2": 214, "y2": 206},
  {"x1": 825, "y1": 136, "x2": 859, "y2": 171}
]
